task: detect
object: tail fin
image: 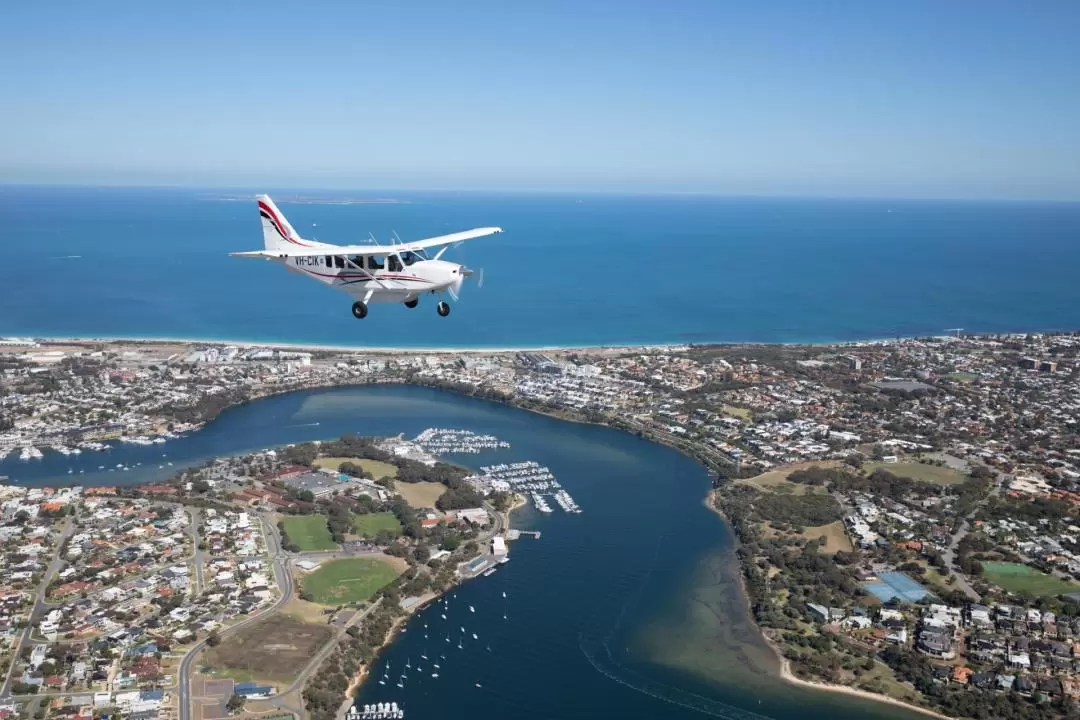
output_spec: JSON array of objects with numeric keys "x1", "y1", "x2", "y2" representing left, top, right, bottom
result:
[{"x1": 257, "y1": 194, "x2": 309, "y2": 249}]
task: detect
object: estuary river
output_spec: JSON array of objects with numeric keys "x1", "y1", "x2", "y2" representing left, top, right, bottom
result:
[{"x1": 3, "y1": 386, "x2": 928, "y2": 720}]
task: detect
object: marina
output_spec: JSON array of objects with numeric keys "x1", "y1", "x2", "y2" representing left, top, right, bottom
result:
[
  {"x1": 413, "y1": 427, "x2": 510, "y2": 454},
  {"x1": 476, "y1": 460, "x2": 583, "y2": 514},
  {"x1": 346, "y1": 702, "x2": 403, "y2": 720}
]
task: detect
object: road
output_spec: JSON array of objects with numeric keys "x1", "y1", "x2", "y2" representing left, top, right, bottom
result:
[
  {"x1": 940, "y1": 467, "x2": 1007, "y2": 602},
  {"x1": 177, "y1": 513, "x2": 293, "y2": 720},
  {"x1": 186, "y1": 508, "x2": 205, "y2": 596},
  {"x1": 0, "y1": 517, "x2": 74, "y2": 698}
]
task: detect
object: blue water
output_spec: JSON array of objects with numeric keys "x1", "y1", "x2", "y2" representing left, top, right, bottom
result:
[
  {"x1": 2, "y1": 186, "x2": 1079, "y2": 346},
  {"x1": 0, "y1": 385, "x2": 925, "y2": 719}
]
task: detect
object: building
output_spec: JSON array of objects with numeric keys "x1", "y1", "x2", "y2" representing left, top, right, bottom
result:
[
  {"x1": 233, "y1": 682, "x2": 275, "y2": 699},
  {"x1": 456, "y1": 508, "x2": 489, "y2": 526},
  {"x1": 491, "y1": 536, "x2": 507, "y2": 559},
  {"x1": 284, "y1": 472, "x2": 349, "y2": 499}
]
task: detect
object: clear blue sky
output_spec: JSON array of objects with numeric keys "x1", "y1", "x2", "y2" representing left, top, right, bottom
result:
[{"x1": 2, "y1": 1, "x2": 1078, "y2": 199}]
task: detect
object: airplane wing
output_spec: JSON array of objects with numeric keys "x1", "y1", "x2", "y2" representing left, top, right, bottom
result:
[
  {"x1": 397, "y1": 227, "x2": 503, "y2": 252},
  {"x1": 231, "y1": 227, "x2": 503, "y2": 257}
]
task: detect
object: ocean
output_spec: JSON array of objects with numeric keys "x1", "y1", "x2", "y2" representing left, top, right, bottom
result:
[
  {"x1": 1, "y1": 386, "x2": 927, "y2": 719},
  {"x1": 2, "y1": 185, "x2": 1079, "y2": 346}
]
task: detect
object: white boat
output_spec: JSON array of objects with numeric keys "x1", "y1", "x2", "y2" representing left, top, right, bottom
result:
[
  {"x1": 472, "y1": 633, "x2": 478, "y2": 640},
  {"x1": 469, "y1": 605, "x2": 475, "y2": 613},
  {"x1": 431, "y1": 673, "x2": 439, "y2": 678}
]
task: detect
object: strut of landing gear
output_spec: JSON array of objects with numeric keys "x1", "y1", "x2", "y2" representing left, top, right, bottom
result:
[
  {"x1": 404, "y1": 298, "x2": 419, "y2": 309},
  {"x1": 436, "y1": 301, "x2": 451, "y2": 317},
  {"x1": 351, "y1": 301, "x2": 368, "y2": 319}
]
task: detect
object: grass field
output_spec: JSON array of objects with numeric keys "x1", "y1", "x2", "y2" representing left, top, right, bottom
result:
[
  {"x1": 202, "y1": 615, "x2": 333, "y2": 683},
  {"x1": 393, "y1": 480, "x2": 446, "y2": 508},
  {"x1": 351, "y1": 511, "x2": 403, "y2": 537},
  {"x1": 982, "y1": 562, "x2": 1080, "y2": 598},
  {"x1": 800, "y1": 521, "x2": 853, "y2": 554},
  {"x1": 301, "y1": 557, "x2": 401, "y2": 605},
  {"x1": 864, "y1": 461, "x2": 966, "y2": 486},
  {"x1": 737, "y1": 461, "x2": 836, "y2": 496},
  {"x1": 314, "y1": 456, "x2": 399, "y2": 480},
  {"x1": 722, "y1": 405, "x2": 752, "y2": 421},
  {"x1": 281, "y1": 515, "x2": 336, "y2": 551}
]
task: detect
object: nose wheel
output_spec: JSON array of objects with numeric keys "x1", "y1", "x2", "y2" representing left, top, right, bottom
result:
[
  {"x1": 436, "y1": 301, "x2": 451, "y2": 317},
  {"x1": 351, "y1": 301, "x2": 368, "y2": 320},
  {"x1": 404, "y1": 298, "x2": 418, "y2": 309}
]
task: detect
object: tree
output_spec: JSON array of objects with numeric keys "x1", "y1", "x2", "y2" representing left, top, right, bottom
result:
[
  {"x1": 226, "y1": 693, "x2": 246, "y2": 713},
  {"x1": 412, "y1": 545, "x2": 431, "y2": 563},
  {"x1": 440, "y1": 535, "x2": 461, "y2": 552},
  {"x1": 206, "y1": 630, "x2": 221, "y2": 647}
]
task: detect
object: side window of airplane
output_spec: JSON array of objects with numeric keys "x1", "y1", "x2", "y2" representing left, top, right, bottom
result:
[
  {"x1": 324, "y1": 255, "x2": 333, "y2": 267},
  {"x1": 334, "y1": 256, "x2": 345, "y2": 269},
  {"x1": 368, "y1": 255, "x2": 385, "y2": 271},
  {"x1": 388, "y1": 255, "x2": 403, "y2": 272}
]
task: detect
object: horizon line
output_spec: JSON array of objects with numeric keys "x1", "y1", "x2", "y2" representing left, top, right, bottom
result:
[{"x1": 2, "y1": 181, "x2": 1079, "y2": 206}]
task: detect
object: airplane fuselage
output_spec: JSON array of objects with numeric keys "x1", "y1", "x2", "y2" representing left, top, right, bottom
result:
[{"x1": 281, "y1": 255, "x2": 462, "y2": 304}]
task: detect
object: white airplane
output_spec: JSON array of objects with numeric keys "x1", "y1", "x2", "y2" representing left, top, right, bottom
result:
[{"x1": 231, "y1": 195, "x2": 502, "y2": 319}]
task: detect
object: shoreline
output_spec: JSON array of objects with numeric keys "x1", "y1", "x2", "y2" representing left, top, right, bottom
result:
[
  {"x1": 704, "y1": 490, "x2": 952, "y2": 720},
  {"x1": 772, "y1": 641, "x2": 952, "y2": 720},
  {"x1": 3, "y1": 330, "x2": 1060, "y2": 354},
  {"x1": 336, "y1": 496, "x2": 526, "y2": 713}
]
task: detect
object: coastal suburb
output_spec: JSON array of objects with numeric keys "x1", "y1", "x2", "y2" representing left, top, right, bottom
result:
[{"x1": 1, "y1": 333, "x2": 1079, "y2": 720}]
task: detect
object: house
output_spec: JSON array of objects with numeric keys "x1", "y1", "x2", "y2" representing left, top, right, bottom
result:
[
  {"x1": 951, "y1": 666, "x2": 972, "y2": 685},
  {"x1": 885, "y1": 628, "x2": 908, "y2": 645},
  {"x1": 917, "y1": 627, "x2": 953, "y2": 658},
  {"x1": 806, "y1": 603, "x2": 829, "y2": 622},
  {"x1": 840, "y1": 616, "x2": 872, "y2": 630}
]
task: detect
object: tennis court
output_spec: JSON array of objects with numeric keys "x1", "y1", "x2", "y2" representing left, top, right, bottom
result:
[{"x1": 863, "y1": 571, "x2": 932, "y2": 603}]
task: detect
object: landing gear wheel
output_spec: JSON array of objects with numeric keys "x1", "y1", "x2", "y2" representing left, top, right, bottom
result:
[
  {"x1": 436, "y1": 301, "x2": 451, "y2": 317},
  {"x1": 351, "y1": 301, "x2": 368, "y2": 320},
  {"x1": 404, "y1": 298, "x2": 418, "y2": 309}
]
